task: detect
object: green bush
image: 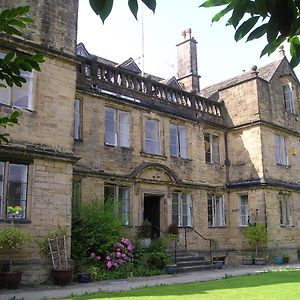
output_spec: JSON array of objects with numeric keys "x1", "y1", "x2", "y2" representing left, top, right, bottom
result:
[
  {"x1": 243, "y1": 223, "x2": 267, "y2": 257},
  {"x1": 71, "y1": 200, "x2": 125, "y2": 266}
]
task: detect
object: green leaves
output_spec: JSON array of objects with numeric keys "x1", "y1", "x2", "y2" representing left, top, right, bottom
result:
[
  {"x1": 89, "y1": 0, "x2": 156, "y2": 22},
  {"x1": 0, "y1": 6, "x2": 32, "y2": 36},
  {"x1": 0, "y1": 111, "x2": 20, "y2": 144},
  {"x1": 200, "y1": 0, "x2": 300, "y2": 67}
]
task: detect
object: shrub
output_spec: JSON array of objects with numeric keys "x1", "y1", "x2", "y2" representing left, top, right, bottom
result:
[
  {"x1": 138, "y1": 219, "x2": 152, "y2": 238},
  {"x1": 71, "y1": 200, "x2": 125, "y2": 266}
]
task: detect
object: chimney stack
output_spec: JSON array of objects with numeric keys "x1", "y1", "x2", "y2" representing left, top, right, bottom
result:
[{"x1": 176, "y1": 28, "x2": 200, "y2": 93}]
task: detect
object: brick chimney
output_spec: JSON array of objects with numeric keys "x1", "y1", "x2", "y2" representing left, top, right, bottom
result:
[{"x1": 176, "y1": 28, "x2": 200, "y2": 92}]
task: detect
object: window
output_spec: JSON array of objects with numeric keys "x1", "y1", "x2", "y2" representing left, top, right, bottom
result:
[
  {"x1": 172, "y1": 192, "x2": 192, "y2": 227},
  {"x1": 73, "y1": 99, "x2": 82, "y2": 140},
  {"x1": 145, "y1": 119, "x2": 161, "y2": 155},
  {"x1": 240, "y1": 195, "x2": 249, "y2": 226},
  {"x1": 104, "y1": 185, "x2": 130, "y2": 225},
  {"x1": 207, "y1": 194, "x2": 225, "y2": 227},
  {"x1": 0, "y1": 53, "x2": 33, "y2": 110},
  {"x1": 283, "y1": 83, "x2": 295, "y2": 114},
  {"x1": 275, "y1": 134, "x2": 288, "y2": 165},
  {"x1": 204, "y1": 133, "x2": 220, "y2": 163},
  {"x1": 105, "y1": 107, "x2": 130, "y2": 147},
  {"x1": 0, "y1": 161, "x2": 28, "y2": 219},
  {"x1": 170, "y1": 124, "x2": 188, "y2": 158},
  {"x1": 279, "y1": 195, "x2": 291, "y2": 226},
  {"x1": 72, "y1": 178, "x2": 81, "y2": 210}
]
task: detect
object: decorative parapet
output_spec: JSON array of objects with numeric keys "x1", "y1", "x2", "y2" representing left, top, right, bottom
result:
[{"x1": 76, "y1": 57, "x2": 224, "y2": 125}]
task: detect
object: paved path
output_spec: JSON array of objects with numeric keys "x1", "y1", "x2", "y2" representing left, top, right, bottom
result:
[{"x1": 1, "y1": 263, "x2": 299, "y2": 300}]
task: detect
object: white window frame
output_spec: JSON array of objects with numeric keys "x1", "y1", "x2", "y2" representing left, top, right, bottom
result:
[
  {"x1": 144, "y1": 118, "x2": 161, "y2": 155},
  {"x1": 169, "y1": 124, "x2": 188, "y2": 158},
  {"x1": 0, "y1": 161, "x2": 28, "y2": 220},
  {"x1": 104, "y1": 185, "x2": 130, "y2": 225},
  {"x1": 283, "y1": 83, "x2": 295, "y2": 114},
  {"x1": 204, "y1": 133, "x2": 220, "y2": 164},
  {"x1": 240, "y1": 194, "x2": 249, "y2": 226},
  {"x1": 279, "y1": 195, "x2": 292, "y2": 226},
  {"x1": 172, "y1": 192, "x2": 192, "y2": 227},
  {"x1": 0, "y1": 52, "x2": 33, "y2": 110},
  {"x1": 105, "y1": 107, "x2": 130, "y2": 148},
  {"x1": 73, "y1": 99, "x2": 82, "y2": 140},
  {"x1": 207, "y1": 194, "x2": 225, "y2": 227},
  {"x1": 275, "y1": 134, "x2": 288, "y2": 165}
]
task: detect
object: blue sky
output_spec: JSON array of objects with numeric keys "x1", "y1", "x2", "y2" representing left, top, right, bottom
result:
[{"x1": 78, "y1": 0, "x2": 298, "y2": 89}]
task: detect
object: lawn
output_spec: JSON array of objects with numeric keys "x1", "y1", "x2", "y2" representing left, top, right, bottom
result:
[{"x1": 63, "y1": 270, "x2": 300, "y2": 300}]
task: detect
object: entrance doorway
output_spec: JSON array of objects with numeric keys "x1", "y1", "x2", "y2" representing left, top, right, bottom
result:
[{"x1": 144, "y1": 194, "x2": 161, "y2": 238}]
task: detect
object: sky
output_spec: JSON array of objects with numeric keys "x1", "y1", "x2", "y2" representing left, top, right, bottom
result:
[{"x1": 77, "y1": 0, "x2": 299, "y2": 89}]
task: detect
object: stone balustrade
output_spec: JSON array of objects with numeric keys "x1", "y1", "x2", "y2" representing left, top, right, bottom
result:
[{"x1": 77, "y1": 57, "x2": 222, "y2": 119}]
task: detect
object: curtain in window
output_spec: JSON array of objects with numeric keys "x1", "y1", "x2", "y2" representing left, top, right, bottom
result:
[
  {"x1": 145, "y1": 119, "x2": 160, "y2": 155},
  {"x1": 119, "y1": 187, "x2": 129, "y2": 225},
  {"x1": 170, "y1": 125, "x2": 179, "y2": 156},
  {"x1": 119, "y1": 111, "x2": 130, "y2": 147},
  {"x1": 240, "y1": 195, "x2": 248, "y2": 225},
  {"x1": 179, "y1": 126, "x2": 188, "y2": 158},
  {"x1": 182, "y1": 193, "x2": 191, "y2": 226},
  {"x1": 12, "y1": 71, "x2": 33, "y2": 109},
  {"x1": 212, "y1": 135, "x2": 220, "y2": 163}
]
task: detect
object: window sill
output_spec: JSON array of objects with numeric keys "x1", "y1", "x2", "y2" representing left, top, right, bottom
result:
[
  {"x1": 208, "y1": 226, "x2": 226, "y2": 229},
  {"x1": 276, "y1": 163, "x2": 290, "y2": 168},
  {"x1": 140, "y1": 152, "x2": 166, "y2": 160},
  {"x1": 0, "y1": 103, "x2": 34, "y2": 113},
  {"x1": 104, "y1": 144, "x2": 132, "y2": 150},
  {"x1": 280, "y1": 224, "x2": 293, "y2": 228},
  {"x1": 170, "y1": 156, "x2": 192, "y2": 161},
  {"x1": 0, "y1": 218, "x2": 31, "y2": 224}
]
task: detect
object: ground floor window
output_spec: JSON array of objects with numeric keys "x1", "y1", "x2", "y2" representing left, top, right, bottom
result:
[
  {"x1": 172, "y1": 192, "x2": 192, "y2": 227},
  {"x1": 0, "y1": 161, "x2": 28, "y2": 219},
  {"x1": 279, "y1": 194, "x2": 292, "y2": 226},
  {"x1": 207, "y1": 194, "x2": 225, "y2": 227},
  {"x1": 72, "y1": 178, "x2": 82, "y2": 210},
  {"x1": 104, "y1": 185, "x2": 130, "y2": 225},
  {"x1": 240, "y1": 194, "x2": 249, "y2": 226}
]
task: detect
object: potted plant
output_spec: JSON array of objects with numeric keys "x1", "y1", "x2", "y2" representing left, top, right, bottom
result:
[
  {"x1": 39, "y1": 227, "x2": 73, "y2": 285},
  {"x1": 242, "y1": 255, "x2": 254, "y2": 265},
  {"x1": 274, "y1": 256, "x2": 283, "y2": 265},
  {"x1": 164, "y1": 223, "x2": 179, "y2": 274},
  {"x1": 243, "y1": 223, "x2": 267, "y2": 265},
  {"x1": 0, "y1": 226, "x2": 31, "y2": 288},
  {"x1": 138, "y1": 219, "x2": 152, "y2": 247},
  {"x1": 282, "y1": 253, "x2": 290, "y2": 264}
]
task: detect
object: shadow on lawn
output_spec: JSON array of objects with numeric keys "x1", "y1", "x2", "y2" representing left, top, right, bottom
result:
[{"x1": 85, "y1": 270, "x2": 300, "y2": 299}]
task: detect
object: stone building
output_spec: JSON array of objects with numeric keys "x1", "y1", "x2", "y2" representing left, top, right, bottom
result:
[{"x1": 0, "y1": 0, "x2": 300, "y2": 284}]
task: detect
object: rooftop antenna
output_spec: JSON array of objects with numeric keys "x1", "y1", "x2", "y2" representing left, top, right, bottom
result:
[{"x1": 141, "y1": 3, "x2": 145, "y2": 76}]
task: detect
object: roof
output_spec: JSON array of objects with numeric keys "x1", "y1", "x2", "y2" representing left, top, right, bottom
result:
[{"x1": 201, "y1": 58, "x2": 284, "y2": 101}]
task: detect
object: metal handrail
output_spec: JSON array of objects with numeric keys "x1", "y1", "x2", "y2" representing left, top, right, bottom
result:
[{"x1": 182, "y1": 227, "x2": 213, "y2": 265}]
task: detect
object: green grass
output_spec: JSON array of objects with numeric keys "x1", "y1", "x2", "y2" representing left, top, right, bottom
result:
[{"x1": 64, "y1": 270, "x2": 300, "y2": 300}]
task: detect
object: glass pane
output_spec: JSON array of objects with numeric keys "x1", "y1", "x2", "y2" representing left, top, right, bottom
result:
[
  {"x1": 172, "y1": 193, "x2": 179, "y2": 225},
  {"x1": 12, "y1": 71, "x2": 33, "y2": 109},
  {"x1": 240, "y1": 195, "x2": 248, "y2": 225},
  {"x1": 105, "y1": 108, "x2": 117, "y2": 145},
  {"x1": 207, "y1": 194, "x2": 213, "y2": 226},
  {"x1": 145, "y1": 119, "x2": 161, "y2": 154},
  {"x1": 275, "y1": 135, "x2": 281, "y2": 164},
  {"x1": 119, "y1": 187, "x2": 129, "y2": 225},
  {"x1": 212, "y1": 135, "x2": 220, "y2": 163},
  {"x1": 7, "y1": 164, "x2": 28, "y2": 219},
  {"x1": 179, "y1": 126, "x2": 188, "y2": 158},
  {"x1": 104, "y1": 185, "x2": 116, "y2": 202},
  {"x1": 73, "y1": 99, "x2": 81, "y2": 139},
  {"x1": 170, "y1": 125, "x2": 179, "y2": 156},
  {"x1": 204, "y1": 134, "x2": 211, "y2": 163},
  {"x1": 119, "y1": 111, "x2": 130, "y2": 147},
  {"x1": 0, "y1": 82, "x2": 10, "y2": 105}
]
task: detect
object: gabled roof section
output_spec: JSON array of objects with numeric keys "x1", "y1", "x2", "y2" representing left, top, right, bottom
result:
[
  {"x1": 118, "y1": 57, "x2": 141, "y2": 74},
  {"x1": 159, "y1": 76, "x2": 183, "y2": 89},
  {"x1": 201, "y1": 58, "x2": 284, "y2": 101},
  {"x1": 76, "y1": 43, "x2": 91, "y2": 58}
]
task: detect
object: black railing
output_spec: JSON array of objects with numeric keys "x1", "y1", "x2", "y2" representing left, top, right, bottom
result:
[{"x1": 182, "y1": 227, "x2": 213, "y2": 265}]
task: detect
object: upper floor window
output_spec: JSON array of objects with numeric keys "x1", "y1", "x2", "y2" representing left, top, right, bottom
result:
[
  {"x1": 275, "y1": 134, "x2": 288, "y2": 165},
  {"x1": 104, "y1": 185, "x2": 130, "y2": 225},
  {"x1": 279, "y1": 194, "x2": 292, "y2": 226},
  {"x1": 204, "y1": 133, "x2": 220, "y2": 164},
  {"x1": 0, "y1": 161, "x2": 28, "y2": 220},
  {"x1": 73, "y1": 99, "x2": 82, "y2": 140},
  {"x1": 170, "y1": 124, "x2": 188, "y2": 158},
  {"x1": 172, "y1": 192, "x2": 192, "y2": 227},
  {"x1": 105, "y1": 107, "x2": 130, "y2": 147},
  {"x1": 145, "y1": 119, "x2": 161, "y2": 155},
  {"x1": 0, "y1": 52, "x2": 33, "y2": 110},
  {"x1": 240, "y1": 194, "x2": 249, "y2": 226},
  {"x1": 283, "y1": 83, "x2": 295, "y2": 114},
  {"x1": 207, "y1": 194, "x2": 225, "y2": 227}
]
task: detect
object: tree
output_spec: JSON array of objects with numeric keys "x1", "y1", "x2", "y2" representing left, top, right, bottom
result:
[
  {"x1": 243, "y1": 223, "x2": 267, "y2": 257},
  {"x1": 201, "y1": 0, "x2": 300, "y2": 68},
  {"x1": 89, "y1": 0, "x2": 156, "y2": 23},
  {"x1": 0, "y1": 5, "x2": 44, "y2": 143}
]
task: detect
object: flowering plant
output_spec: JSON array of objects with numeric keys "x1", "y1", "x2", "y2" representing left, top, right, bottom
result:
[
  {"x1": 106, "y1": 238, "x2": 135, "y2": 270},
  {"x1": 89, "y1": 252, "x2": 101, "y2": 266}
]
